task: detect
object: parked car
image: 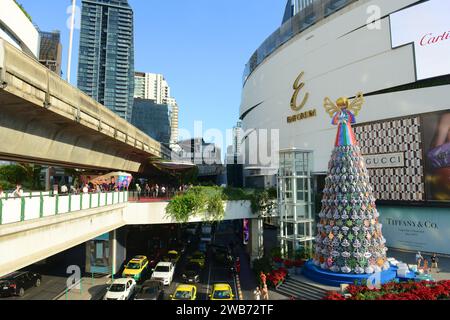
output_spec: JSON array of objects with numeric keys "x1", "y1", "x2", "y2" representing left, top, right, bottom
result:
[
  {"x1": 209, "y1": 283, "x2": 234, "y2": 300},
  {"x1": 104, "y1": 278, "x2": 136, "y2": 300},
  {"x1": 0, "y1": 271, "x2": 41, "y2": 297},
  {"x1": 134, "y1": 280, "x2": 163, "y2": 300},
  {"x1": 182, "y1": 262, "x2": 202, "y2": 284},
  {"x1": 170, "y1": 284, "x2": 197, "y2": 300},
  {"x1": 122, "y1": 255, "x2": 149, "y2": 281},
  {"x1": 151, "y1": 262, "x2": 175, "y2": 286}
]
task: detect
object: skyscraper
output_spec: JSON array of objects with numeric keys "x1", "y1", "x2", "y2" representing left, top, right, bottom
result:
[
  {"x1": 134, "y1": 72, "x2": 170, "y2": 104},
  {"x1": 77, "y1": 0, "x2": 135, "y2": 122},
  {"x1": 131, "y1": 99, "x2": 171, "y2": 145},
  {"x1": 39, "y1": 30, "x2": 62, "y2": 75},
  {"x1": 134, "y1": 71, "x2": 179, "y2": 148}
]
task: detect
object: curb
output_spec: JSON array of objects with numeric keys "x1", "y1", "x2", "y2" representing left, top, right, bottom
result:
[{"x1": 234, "y1": 273, "x2": 244, "y2": 300}]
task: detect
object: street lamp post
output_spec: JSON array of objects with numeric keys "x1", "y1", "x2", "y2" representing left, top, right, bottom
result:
[{"x1": 67, "y1": 0, "x2": 77, "y2": 83}]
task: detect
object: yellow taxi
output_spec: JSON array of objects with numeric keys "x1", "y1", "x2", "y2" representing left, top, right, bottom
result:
[
  {"x1": 122, "y1": 255, "x2": 149, "y2": 281},
  {"x1": 188, "y1": 251, "x2": 206, "y2": 269},
  {"x1": 164, "y1": 250, "x2": 181, "y2": 265},
  {"x1": 170, "y1": 284, "x2": 197, "y2": 300},
  {"x1": 209, "y1": 283, "x2": 234, "y2": 300}
]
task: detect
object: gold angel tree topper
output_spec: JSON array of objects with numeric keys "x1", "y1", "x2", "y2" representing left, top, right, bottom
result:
[{"x1": 323, "y1": 92, "x2": 365, "y2": 146}]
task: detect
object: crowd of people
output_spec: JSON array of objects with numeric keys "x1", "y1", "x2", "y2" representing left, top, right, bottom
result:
[
  {"x1": 416, "y1": 251, "x2": 440, "y2": 274},
  {"x1": 133, "y1": 183, "x2": 192, "y2": 200}
]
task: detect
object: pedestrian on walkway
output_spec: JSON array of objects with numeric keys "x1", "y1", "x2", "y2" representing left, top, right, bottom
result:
[
  {"x1": 61, "y1": 184, "x2": 68, "y2": 195},
  {"x1": 136, "y1": 184, "x2": 141, "y2": 200},
  {"x1": 416, "y1": 251, "x2": 423, "y2": 264},
  {"x1": 431, "y1": 253, "x2": 440, "y2": 273},
  {"x1": 423, "y1": 259, "x2": 429, "y2": 274},
  {"x1": 82, "y1": 184, "x2": 89, "y2": 194},
  {"x1": 0, "y1": 186, "x2": 4, "y2": 199},
  {"x1": 262, "y1": 283, "x2": 269, "y2": 300},
  {"x1": 253, "y1": 286, "x2": 261, "y2": 300},
  {"x1": 13, "y1": 184, "x2": 23, "y2": 198}
]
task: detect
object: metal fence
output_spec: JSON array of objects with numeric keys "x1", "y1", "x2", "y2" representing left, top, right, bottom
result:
[{"x1": 0, "y1": 191, "x2": 128, "y2": 225}]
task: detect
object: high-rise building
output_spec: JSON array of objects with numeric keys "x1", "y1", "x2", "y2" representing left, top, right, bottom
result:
[
  {"x1": 134, "y1": 72, "x2": 170, "y2": 104},
  {"x1": 134, "y1": 71, "x2": 180, "y2": 147},
  {"x1": 38, "y1": 30, "x2": 62, "y2": 75},
  {"x1": 131, "y1": 99, "x2": 171, "y2": 145},
  {"x1": 77, "y1": 0, "x2": 135, "y2": 122}
]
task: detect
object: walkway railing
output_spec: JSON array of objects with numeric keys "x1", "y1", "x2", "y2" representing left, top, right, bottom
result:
[{"x1": 0, "y1": 191, "x2": 128, "y2": 225}]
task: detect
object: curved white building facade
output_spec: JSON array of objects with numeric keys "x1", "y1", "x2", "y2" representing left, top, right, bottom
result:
[
  {"x1": 240, "y1": 0, "x2": 450, "y2": 254},
  {"x1": 0, "y1": 0, "x2": 39, "y2": 58}
]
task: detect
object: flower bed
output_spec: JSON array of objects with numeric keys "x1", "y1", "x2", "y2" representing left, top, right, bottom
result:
[
  {"x1": 324, "y1": 280, "x2": 450, "y2": 300},
  {"x1": 266, "y1": 268, "x2": 288, "y2": 288}
]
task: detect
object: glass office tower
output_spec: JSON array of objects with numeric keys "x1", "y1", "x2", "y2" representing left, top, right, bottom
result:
[
  {"x1": 131, "y1": 99, "x2": 172, "y2": 145},
  {"x1": 77, "y1": 0, "x2": 135, "y2": 122}
]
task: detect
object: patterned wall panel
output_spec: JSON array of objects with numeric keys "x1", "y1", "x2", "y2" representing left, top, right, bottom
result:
[{"x1": 354, "y1": 116, "x2": 425, "y2": 201}]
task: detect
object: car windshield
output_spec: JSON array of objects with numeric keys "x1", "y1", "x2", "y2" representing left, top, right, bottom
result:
[
  {"x1": 185, "y1": 264, "x2": 200, "y2": 272},
  {"x1": 174, "y1": 290, "x2": 192, "y2": 300},
  {"x1": 155, "y1": 266, "x2": 169, "y2": 272},
  {"x1": 127, "y1": 262, "x2": 141, "y2": 269},
  {"x1": 109, "y1": 284, "x2": 125, "y2": 292},
  {"x1": 213, "y1": 290, "x2": 231, "y2": 299},
  {"x1": 192, "y1": 253, "x2": 203, "y2": 259}
]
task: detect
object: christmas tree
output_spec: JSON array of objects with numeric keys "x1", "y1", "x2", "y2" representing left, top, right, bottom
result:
[{"x1": 313, "y1": 93, "x2": 390, "y2": 274}]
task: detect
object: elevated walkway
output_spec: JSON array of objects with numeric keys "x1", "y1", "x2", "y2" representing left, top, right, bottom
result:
[
  {"x1": 0, "y1": 193, "x2": 258, "y2": 277},
  {"x1": 0, "y1": 39, "x2": 169, "y2": 172}
]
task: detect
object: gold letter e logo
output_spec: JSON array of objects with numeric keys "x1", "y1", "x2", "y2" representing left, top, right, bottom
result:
[{"x1": 290, "y1": 71, "x2": 309, "y2": 112}]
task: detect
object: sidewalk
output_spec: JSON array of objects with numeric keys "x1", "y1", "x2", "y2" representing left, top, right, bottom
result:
[
  {"x1": 234, "y1": 241, "x2": 288, "y2": 300},
  {"x1": 55, "y1": 275, "x2": 110, "y2": 300},
  {"x1": 388, "y1": 248, "x2": 450, "y2": 282}
]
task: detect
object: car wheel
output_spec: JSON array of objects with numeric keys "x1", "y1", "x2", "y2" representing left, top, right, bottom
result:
[
  {"x1": 18, "y1": 287, "x2": 25, "y2": 297},
  {"x1": 35, "y1": 279, "x2": 41, "y2": 287}
]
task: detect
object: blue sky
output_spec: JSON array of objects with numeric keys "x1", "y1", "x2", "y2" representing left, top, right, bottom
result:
[{"x1": 20, "y1": 0, "x2": 284, "y2": 145}]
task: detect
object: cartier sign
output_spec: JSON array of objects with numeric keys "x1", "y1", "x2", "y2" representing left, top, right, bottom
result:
[
  {"x1": 363, "y1": 152, "x2": 405, "y2": 168},
  {"x1": 390, "y1": 0, "x2": 450, "y2": 80}
]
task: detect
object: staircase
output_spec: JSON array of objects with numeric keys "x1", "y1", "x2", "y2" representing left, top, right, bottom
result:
[{"x1": 276, "y1": 276, "x2": 331, "y2": 300}]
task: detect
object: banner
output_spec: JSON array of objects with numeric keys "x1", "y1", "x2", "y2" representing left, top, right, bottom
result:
[
  {"x1": 421, "y1": 110, "x2": 450, "y2": 201},
  {"x1": 378, "y1": 206, "x2": 450, "y2": 255},
  {"x1": 390, "y1": 0, "x2": 450, "y2": 80}
]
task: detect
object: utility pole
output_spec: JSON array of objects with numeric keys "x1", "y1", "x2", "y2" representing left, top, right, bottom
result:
[{"x1": 67, "y1": 0, "x2": 77, "y2": 83}]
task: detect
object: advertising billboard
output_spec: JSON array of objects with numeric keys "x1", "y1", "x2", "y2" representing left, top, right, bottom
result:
[
  {"x1": 243, "y1": 218, "x2": 250, "y2": 245},
  {"x1": 379, "y1": 206, "x2": 450, "y2": 255},
  {"x1": 421, "y1": 110, "x2": 450, "y2": 201},
  {"x1": 390, "y1": 0, "x2": 450, "y2": 80}
]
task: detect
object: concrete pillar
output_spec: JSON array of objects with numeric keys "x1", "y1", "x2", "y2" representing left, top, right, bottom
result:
[
  {"x1": 111, "y1": 228, "x2": 127, "y2": 276},
  {"x1": 250, "y1": 218, "x2": 264, "y2": 263}
]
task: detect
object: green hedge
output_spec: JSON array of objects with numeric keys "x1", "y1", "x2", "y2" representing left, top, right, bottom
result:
[{"x1": 165, "y1": 186, "x2": 277, "y2": 223}]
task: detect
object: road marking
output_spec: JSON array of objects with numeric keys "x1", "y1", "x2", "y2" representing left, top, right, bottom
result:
[{"x1": 234, "y1": 272, "x2": 244, "y2": 300}]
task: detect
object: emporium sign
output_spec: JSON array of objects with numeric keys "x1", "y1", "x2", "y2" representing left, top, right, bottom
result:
[
  {"x1": 287, "y1": 71, "x2": 317, "y2": 124},
  {"x1": 390, "y1": 0, "x2": 450, "y2": 80},
  {"x1": 363, "y1": 152, "x2": 405, "y2": 169}
]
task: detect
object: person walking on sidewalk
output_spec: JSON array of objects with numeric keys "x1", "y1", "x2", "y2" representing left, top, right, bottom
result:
[
  {"x1": 253, "y1": 286, "x2": 261, "y2": 300},
  {"x1": 262, "y1": 283, "x2": 269, "y2": 300},
  {"x1": 431, "y1": 253, "x2": 440, "y2": 273},
  {"x1": 235, "y1": 257, "x2": 241, "y2": 274}
]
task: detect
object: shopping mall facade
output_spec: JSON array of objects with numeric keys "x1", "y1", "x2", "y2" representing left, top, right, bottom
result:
[{"x1": 239, "y1": 0, "x2": 450, "y2": 256}]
